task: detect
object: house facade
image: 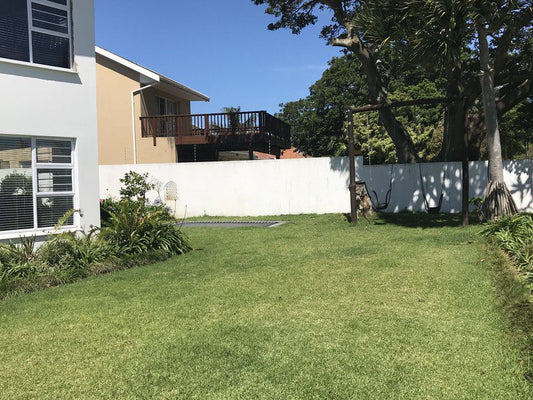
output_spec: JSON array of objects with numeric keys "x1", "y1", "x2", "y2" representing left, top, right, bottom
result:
[
  {"x1": 96, "y1": 48, "x2": 291, "y2": 164},
  {"x1": 96, "y1": 47, "x2": 210, "y2": 165},
  {"x1": 0, "y1": 0, "x2": 100, "y2": 239}
]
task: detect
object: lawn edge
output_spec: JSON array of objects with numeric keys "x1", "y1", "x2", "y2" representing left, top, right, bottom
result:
[
  {"x1": 484, "y1": 242, "x2": 533, "y2": 390},
  {"x1": 0, "y1": 250, "x2": 175, "y2": 301}
]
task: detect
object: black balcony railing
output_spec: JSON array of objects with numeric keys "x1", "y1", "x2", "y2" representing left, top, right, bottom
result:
[{"x1": 140, "y1": 111, "x2": 291, "y2": 149}]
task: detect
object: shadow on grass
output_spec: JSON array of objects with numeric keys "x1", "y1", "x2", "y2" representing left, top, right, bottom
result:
[
  {"x1": 489, "y1": 247, "x2": 533, "y2": 385},
  {"x1": 344, "y1": 211, "x2": 483, "y2": 229}
]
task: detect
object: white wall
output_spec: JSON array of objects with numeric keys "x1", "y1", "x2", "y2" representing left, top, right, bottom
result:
[
  {"x1": 99, "y1": 157, "x2": 533, "y2": 217},
  {"x1": 357, "y1": 160, "x2": 532, "y2": 213},
  {"x1": 0, "y1": 0, "x2": 100, "y2": 237}
]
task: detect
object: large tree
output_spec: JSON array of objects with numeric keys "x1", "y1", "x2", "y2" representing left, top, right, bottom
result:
[
  {"x1": 363, "y1": 0, "x2": 533, "y2": 162},
  {"x1": 254, "y1": 1, "x2": 532, "y2": 165},
  {"x1": 253, "y1": 0, "x2": 419, "y2": 163},
  {"x1": 473, "y1": 1, "x2": 524, "y2": 218},
  {"x1": 278, "y1": 54, "x2": 446, "y2": 162},
  {"x1": 382, "y1": 0, "x2": 530, "y2": 217}
]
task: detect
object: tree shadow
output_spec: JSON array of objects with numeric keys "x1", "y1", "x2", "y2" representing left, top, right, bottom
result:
[
  {"x1": 330, "y1": 156, "x2": 532, "y2": 214},
  {"x1": 373, "y1": 211, "x2": 466, "y2": 228}
]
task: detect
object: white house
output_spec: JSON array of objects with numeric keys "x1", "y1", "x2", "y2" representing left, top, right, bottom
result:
[{"x1": 0, "y1": 0, "x2": 100, "y2": 240}]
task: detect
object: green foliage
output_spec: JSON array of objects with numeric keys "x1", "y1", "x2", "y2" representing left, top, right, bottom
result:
[
  {"x1": 469, "y1": 196, "x2": 485, "y2": 221},
  {"x1": 100, "y1": 200, "x2": 191, "y2": 256},
  {"x1": 119, "y1": 171, "x2": 154, "y2": 203},
  {"x1": 1, "y1": 172, "x2": 191, "y2": 299},
  {"x1": 0, "y1": 236, "x2": 41, "y2": 287},
  {"x1": 500, "y1": 101, "x2": 533, "y2": 160},
  {"x1": 257, "y1": 0, "x2": 532, "y2": 162},
  {"x1": 0, "y1": 235, "x2": 37, "y2": 265},
  {"x1": 278, "y1": 55, "x2": 445, "y2": 162},
  {"x1": 480, "y1": 214, "x2": 533, "y2": 277},
  {"x1": 100, "y1": 198, "x2": 121, "y2": 224}
]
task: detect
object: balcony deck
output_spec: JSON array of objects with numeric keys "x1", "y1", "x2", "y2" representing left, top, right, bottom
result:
[{"x1": 140, "y1": 111, "x2": 291, "y2": 156}]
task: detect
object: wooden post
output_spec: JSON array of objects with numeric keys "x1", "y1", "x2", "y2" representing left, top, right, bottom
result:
[
  {"x1": 348, "y1": 110, "x2": 357, "y2": 224},
  {"x1": 462, "y1": 158, "x2": 469, "y2": 226},
  {"x1": 152, "y1": 118, "x2": 157, "y2": 146}
]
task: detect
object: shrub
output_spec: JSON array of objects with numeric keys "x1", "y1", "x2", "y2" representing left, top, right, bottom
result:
[
  {"x1": 0, "y1": 236, "x2": 37, "y2": 265},
  {"x1": 119, "y1": 171, "x2": 154, "y2": 204},
  {"x1": 100, "y1": 200, "x2": 191, "y2": 256},
  {"x1": 100, "y1": 198, "x2": 121, "y2": 224},
  {"x1": 0, "y1": 171, "x2": 191, "y2": 300},
  {"x1": 480, "y1": 214, "x2": 533, "y2": 275}
]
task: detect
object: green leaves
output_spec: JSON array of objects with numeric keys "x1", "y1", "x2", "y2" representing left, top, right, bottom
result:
[
  {"x1": 100, "y1": 198, "x2": 191, "y2": 257},
  {"x1": 1, "y1": 174, "x2": 191, "y2": 299},
  {"x1": 480, "y1": 214, "x2": 533, "y2": 275},
  {"x1": 278, "y1": 55, "x2": 445, "y2": 161},
  {"x1": 119, "y1": 171, "x2": 155, "y2": 203}
]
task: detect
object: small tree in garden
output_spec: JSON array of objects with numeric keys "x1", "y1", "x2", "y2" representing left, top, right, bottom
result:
[{"x1": 119, "y1": 171, "x2": 154, "y2": 204}]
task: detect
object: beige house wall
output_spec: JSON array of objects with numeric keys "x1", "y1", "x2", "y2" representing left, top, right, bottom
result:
[{"x1": 96, "y1": 55, "x2": 192, "y2": 165}]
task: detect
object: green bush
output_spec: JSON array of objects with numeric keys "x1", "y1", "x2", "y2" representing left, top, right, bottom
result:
[
  {"x1": 480, "y1": 214, "x2": 533, "y2": 275},
  {"x1": 1, "y1": 171, "x2": 191, "y2": 300},
  {"x1": 119, "y1": 171, "x2": 154, "y2": 203},
  {"x1": 100, "y1": 200, "x2": 191, "y2": 256},
  {"x1": 100, "y1": 198, "x2": 121, "y2": 224}
]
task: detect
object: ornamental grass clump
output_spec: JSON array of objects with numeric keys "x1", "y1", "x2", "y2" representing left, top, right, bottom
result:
[
  {"x1": 480, "y1": 214, "x2": 533, "y2": 278},
  {"x1": 99, "y1": 198, "x2": 191, "y2": 256}
]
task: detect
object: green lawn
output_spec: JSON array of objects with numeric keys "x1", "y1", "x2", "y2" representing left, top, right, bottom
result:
[{"x1": 0, "y1": 214, "x2": 530, "y2": 399}]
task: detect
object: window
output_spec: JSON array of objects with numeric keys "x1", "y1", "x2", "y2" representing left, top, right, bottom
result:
[
  {"x1": 0, "y1": 136, "x2": 76, "y2": 233},
  {"x1": 158, "y1": 96, "x2": 179, "y2": 115},
  {"x1": 157, "y1": 96, "x2": 180, "y2": 135},
  {"x1": 0, "y1": 0, "x2": 72, "y2": 69}
]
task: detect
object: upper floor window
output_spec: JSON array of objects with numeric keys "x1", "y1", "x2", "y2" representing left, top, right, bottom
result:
[
  {"x1": 0, "y1": 0, "x2": 72, "y2": 69},
  {"x1": 158, "y1": 96, "x2": 179, "y2": 115}
]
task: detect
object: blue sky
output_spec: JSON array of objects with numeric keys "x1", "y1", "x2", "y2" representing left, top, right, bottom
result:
[{"x1": 94, "y1": 0, "x2": 340, "y2": 114}]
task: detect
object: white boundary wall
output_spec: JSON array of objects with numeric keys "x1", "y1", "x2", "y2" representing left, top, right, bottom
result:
[{"x1": 99, "y1": 157, "x2": 532, "y2": 217}]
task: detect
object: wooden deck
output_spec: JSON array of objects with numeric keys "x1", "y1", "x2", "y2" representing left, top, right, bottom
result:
[{"x1": 140, "y1": 111, "x2": 291, "y2": 154}]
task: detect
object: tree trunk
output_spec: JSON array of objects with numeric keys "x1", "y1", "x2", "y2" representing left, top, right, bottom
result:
[
  {"x1": 346, "y1": 38, "x2": 418, "y2": 163},
  {"x1": 440, "y1": 67, "x2": 468, "y2": 162},
  {"x1": 439, "y1": 67, "x2": 470, "y2": 225},
  {"x1": 378, "y1": 108, "x2": 418, "y2": 163},
  {"x1": 477, "y1": 25, "x2": 518, "y2": 219}
]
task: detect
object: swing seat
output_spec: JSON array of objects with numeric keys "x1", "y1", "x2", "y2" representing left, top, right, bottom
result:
[
  {"x1": 371, "y1": 189, "x2": 392, "y2": 211},
  {"x1": 426, "y1": 193, "x2": 444, "y2": 214}
]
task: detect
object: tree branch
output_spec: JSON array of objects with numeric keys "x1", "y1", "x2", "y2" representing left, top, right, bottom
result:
[
  {"x1": 350, "y1": 97, "x2": 459, "y2": 113},
  {"x1": 496, "y1": 78, "x2": 533, "y2": 115}
]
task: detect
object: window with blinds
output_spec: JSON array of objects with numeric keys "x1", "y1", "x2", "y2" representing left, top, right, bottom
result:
[
  {"x1": 0, "y1": 0, "x2": 72, "y2": 69},
  {"x1": 0, "y1": 136, "x2": 75, "y2": 233}
]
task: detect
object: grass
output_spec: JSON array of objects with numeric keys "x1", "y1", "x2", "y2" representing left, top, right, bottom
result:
[{"x1": 0, "y1": 213, "x2": 531, "y2": 399}]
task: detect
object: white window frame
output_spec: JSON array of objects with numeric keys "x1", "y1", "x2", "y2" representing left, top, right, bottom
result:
[
  {"x1": 0, "y1": 0, "x2": 75, "y2": 70},
  {"x1": 28, "y1": 0, "x2": 72, "y2": 68},
  {"x1": 0, "y1": 135, "x2": 78, "y2": 238}
]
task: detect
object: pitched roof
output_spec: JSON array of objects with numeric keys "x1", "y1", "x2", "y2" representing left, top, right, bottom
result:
[{"x1": 95, "y1": 46, "x2": 210, "y2": 102}]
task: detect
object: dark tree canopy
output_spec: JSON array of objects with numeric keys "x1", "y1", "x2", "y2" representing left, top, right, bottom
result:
[
  {"x1": 278, "y1": 54, "x2": 447, "y2": 163},
  {"x1": 254, "y1": 0, "x2": 533, "y2": 163}
]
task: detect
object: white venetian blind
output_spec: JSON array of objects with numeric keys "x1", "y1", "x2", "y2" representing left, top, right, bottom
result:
[
  {"x1": 0, "y1": 136, "x2": 76, "y2": 233},
  {"x1": 0, "y1": 137, "x2": 34, "y2": 232}
]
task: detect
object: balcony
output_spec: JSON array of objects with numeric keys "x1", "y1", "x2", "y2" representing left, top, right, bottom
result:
[{"x1": 140, "y1": 111, "x2": 291, "y2": 156}]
